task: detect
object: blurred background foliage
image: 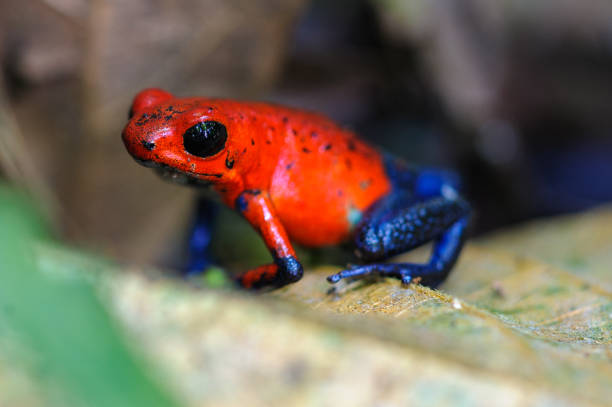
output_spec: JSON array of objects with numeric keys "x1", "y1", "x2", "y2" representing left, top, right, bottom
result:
[{"x1": 2, "y1": 0, "x2": 612, "y2": 268}]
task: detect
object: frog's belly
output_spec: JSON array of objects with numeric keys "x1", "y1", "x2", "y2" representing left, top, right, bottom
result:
[{"x1": 269, "y1": 152, "x2": 391, "y2": 247}]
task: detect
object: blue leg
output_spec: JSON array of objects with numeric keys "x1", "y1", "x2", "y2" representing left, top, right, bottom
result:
[
  {"x1": 185, "y1": 196, "x2": 217, "y2": 276},
  {"x1": 328, "y1": 214, "x2": 469, "y2": 287},
  {"x1": 327, "y1": 164, "x2": 470, "y2": 287}
]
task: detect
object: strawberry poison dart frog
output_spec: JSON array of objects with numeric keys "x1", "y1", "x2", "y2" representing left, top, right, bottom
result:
[{"x1": 122, "y1": 89, "x2": 470, "y2": 289}]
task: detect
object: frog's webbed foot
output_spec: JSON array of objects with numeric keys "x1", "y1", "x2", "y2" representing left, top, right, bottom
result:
[{"x1": 328, "y1": 263, "x2": 444, "y2": 287}]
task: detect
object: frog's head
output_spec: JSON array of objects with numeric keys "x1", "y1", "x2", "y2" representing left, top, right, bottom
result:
[{"x1": 122, "y1": 88, "x2": 239, "y2": 187}]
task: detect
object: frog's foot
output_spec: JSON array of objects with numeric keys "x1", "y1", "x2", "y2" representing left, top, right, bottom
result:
[
  {"x1": 327, "y1": 262, "x2": 449, "y2": 287},
  {"x1": 236, "y1": 264, "x2": 280, "y2": 289},
  {"x1": 236, "y1": 257, "x2": 304, "y2": 290}
]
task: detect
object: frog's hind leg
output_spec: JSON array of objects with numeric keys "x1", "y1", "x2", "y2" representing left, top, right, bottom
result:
[{"x1": 327, "y1": 192, "x2": 470, "y2": 288}]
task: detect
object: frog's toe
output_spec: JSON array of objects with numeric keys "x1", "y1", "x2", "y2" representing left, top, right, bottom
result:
[
  {"x1": 326, "y1": 264, "x2": 378, "y2": 283},
  {"x1": 326, "y1": 273, "x2": 342, "y2": 283},
  {"x1": 327, "y1": 263, "x2": 418, "y2": 285}
]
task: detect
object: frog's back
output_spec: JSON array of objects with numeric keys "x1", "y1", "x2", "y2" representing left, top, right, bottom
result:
[{"x1": 259, "y1": 104, "x2": 392, "y2": 247}]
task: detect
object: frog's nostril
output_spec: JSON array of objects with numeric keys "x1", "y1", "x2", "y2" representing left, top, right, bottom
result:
[{"x1": 141, "y1": 140, "x2": 156, "y2": 151}]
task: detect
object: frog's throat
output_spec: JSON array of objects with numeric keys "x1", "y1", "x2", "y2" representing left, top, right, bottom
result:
[{"x1": 134, "y1": 158, "x2": 211, "y2": 187}]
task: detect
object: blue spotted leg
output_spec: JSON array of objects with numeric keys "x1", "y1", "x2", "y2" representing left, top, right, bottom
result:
[{"x1": 328, "y1": 162, "x2": 470, "y2": 287}]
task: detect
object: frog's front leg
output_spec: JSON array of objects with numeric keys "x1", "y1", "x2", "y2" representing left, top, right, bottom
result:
[
  {"x1": 234, "y1": 189, "x2": 303, "y2": 289},
  {"x1": 185, "y1": 196, "x2": 218, "y2": 275},
  {"x1": 328, "y1": 190, "x2": 470, "y2": 288}
]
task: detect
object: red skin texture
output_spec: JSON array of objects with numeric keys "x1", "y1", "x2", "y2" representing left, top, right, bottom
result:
[{"x1": 123, "y1": 89, "x2": 392, "y2": 286}]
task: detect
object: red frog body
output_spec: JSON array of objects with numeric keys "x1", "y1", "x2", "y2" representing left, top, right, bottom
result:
[{"x1": 123, "y1": 88, "x2": 470, "y2": 289}]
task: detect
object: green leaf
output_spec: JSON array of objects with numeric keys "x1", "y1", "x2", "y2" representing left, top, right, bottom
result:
[
  {"x1": 103, "y1": 208, "x2": 612, "y2": 406},
  {"x1": 0, "y1": 184, "x2": 181, "y2": 407}
]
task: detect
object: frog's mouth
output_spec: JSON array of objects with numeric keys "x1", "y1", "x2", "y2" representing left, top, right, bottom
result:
[{"x1": 135, "y1": 159, "x2": 211, "y2": 187}]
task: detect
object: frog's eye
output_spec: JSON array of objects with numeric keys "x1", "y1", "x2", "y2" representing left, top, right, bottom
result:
[{"x1": 183, "y1": 121, "x2": 228, "y2": 158}]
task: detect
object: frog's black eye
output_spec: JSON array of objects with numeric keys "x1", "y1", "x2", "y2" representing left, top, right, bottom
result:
[{"x1": 183, "y1": 121, "x2": 227, "y2": 158}]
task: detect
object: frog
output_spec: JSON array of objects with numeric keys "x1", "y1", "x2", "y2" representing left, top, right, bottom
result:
[{"x1": 122, "y1": 88, "x2": 470, "y2": 289}]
